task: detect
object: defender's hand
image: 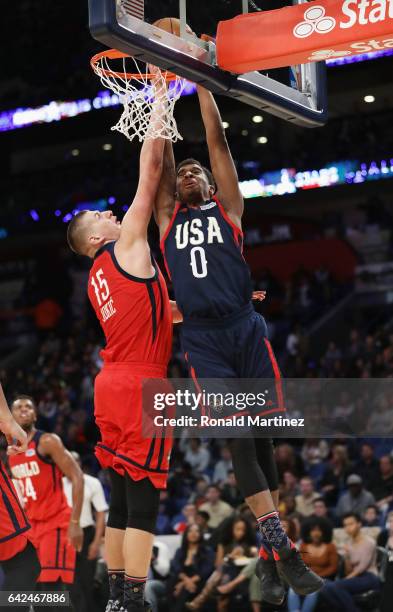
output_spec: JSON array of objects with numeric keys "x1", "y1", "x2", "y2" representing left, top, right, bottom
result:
[
  {"x1": 252, "y1": 291, "x2": 266, "y2": 301},
  {"x1": 68, "y1": 522, "x2": 84, "y2": 553},
  {"x1": 1, "y1": 417, "x2": 28, "y2": 455}
]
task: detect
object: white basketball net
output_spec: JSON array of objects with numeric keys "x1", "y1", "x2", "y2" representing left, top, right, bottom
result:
[{"x1": 92, "y1": 54, "x2": 186, "y2": 142}]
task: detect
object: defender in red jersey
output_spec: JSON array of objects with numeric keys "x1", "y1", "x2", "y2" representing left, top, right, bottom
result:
[
  {"x1": 9, "y1": 395, "x2": 83, "y2": 602},
  {"x1": 0, "y1": 385, "x2": 40, "y2": 603},
  {"x1": 66, "y1": 79, "x2": 179, "y2": 612}
]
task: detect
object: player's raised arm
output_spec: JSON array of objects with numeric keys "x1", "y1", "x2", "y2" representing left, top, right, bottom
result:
[
  {"x1": 117, "y1": 73, "x2": 168, "y2": 250},
  {"x1": 0, "y1": 384, "x2": 27, "y2": 454},
  {"x1": 39, "y1": 433, "x2": 84, "y2": 551},
  {"x1": 154, "y1": 140, "x2": 176, "y2": 239},
  {"x1": 197, "y1": 85, "x2": 244, "y2": 225}
]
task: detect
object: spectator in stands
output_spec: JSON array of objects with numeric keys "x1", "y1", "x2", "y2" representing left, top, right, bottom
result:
[
  {"x1": 355, "y1": 443, "x2": 380, "y2": 491},
  {"x1": 167, "y1": 524, "x2": 215, "y2": 612},
  {"x1": 312, "y1": 497, "x2": 334, "y2": 523},
  {"x1": 186, "y1": 516, "x2": 256, "y2": 610},
  {"x1": 377, "y1": 510, "x2": 393, "y2": 612},
  {"x1": 280, "y1": 470, "x2": 300, "y2": 498},
  {"x1": 301, "y1": 438, "x2": 330, "y2": 467},
  {"x1": 189, "y1": 476, "x2": 209, "y2": 507},
  {"x1": 221, "y1": 470, "x2": 243, "y2": 508},
  {"x1": 324, "y1": 341, "x2": 343, "y2": 369},
  {"x1": 288, "y1": 517, "x2": 338, "y2": 612},
  {"x1": 320, "y1": 512, "x2": 380, "y2": 612},
  {"x1": 320, "y1": 444, "x2": 352, "y2": 507},
  {"x1": 184, "y1": 438, "x2": 211, "y2": 473},
  {"x1": 171, "y1": 503, "x2": 197, "y2": 534},
  {"x1": 275, "y1": 443, "x2": 304, "y2": 479},
  {"x1": 195, "y1": 510, "x2": 212, "y2": 540},
  {"x1": 336, "y1": 474, "x2": 376, "y2": 520},
  {"x1": 372, "y1": 455, "x2": 393, "y2": 512},
  {"x1": 362, "y1": 504, "x2": 381, "y2": 528},
  {"x1": 212, "y1": 445, "x2": 233, "y2": 485},
  {"x1": 367, "y1": 397, "x2": 393, "y2": 435},
  {"x1": 199, "y1": 485, "x2": 233, "y2": 529},
  {"x1": 295, "y1": 476, "x2": 320, "y2": 518}
]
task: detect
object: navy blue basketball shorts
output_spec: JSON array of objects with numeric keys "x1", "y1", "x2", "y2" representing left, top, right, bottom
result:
[{"x1": 181, "y1": 303, "x2": 285, "y2": 420}]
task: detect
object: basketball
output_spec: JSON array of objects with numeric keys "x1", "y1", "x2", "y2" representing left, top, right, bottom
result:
[
  {"x1": 152, "y1": 17, "x2": 181, "y2": 36},
  {"x1": 152, "y1": 17, "x2": 193, "y2": 37}
]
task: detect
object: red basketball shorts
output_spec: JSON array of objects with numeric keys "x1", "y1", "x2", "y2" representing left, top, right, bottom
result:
[
  {"x1": 29, "y1": 515, "x2": 76, "y2": 584},
  {"x1": 94, "y1": 362, "x2": 173, "y2": 489}
]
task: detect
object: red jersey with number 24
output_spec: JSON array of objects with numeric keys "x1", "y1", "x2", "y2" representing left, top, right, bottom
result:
[{"x1": 8, "y1": 431, "x2": 70, "y2": 524}]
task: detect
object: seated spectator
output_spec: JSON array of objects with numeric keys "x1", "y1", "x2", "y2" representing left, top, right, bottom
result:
[
  {"x1": 336, "y1": 474, "x2": 376, "y2": 520},
  {"x1": 362, "y1": 504, "x2": 381, "y2": 528},
  {"x1": 377, "y1": 510, "x2": 393, "y2": 612},
  {"x1": 221, "y1": 470, "x2": 243, "y2": 509},
  {"x1": 212, "y1": 445, "x2": 233, "y2": 485},
  {"x1": 184, "y1": 438, "x2": 211, "y2": 474},
  {"x1": 288, "y1": 517, "x2": 338, "y2": 612},
  {"x1": 275, "y1": 443, "x2": 304, "y2": 479},
  {"x1": 145, "y1": 540, "x2": 171, "y2": 612},
  {"x1": 320, "y1": 512, "x2": 380, "y2": 612},
  {"x1": 312, "y1": 497, "x2": 335, "y2": 523},
  {"x1": 186, "y1": 516, "x2": 257, "y2": 610},
  {"x1": 195, "y1": 510, "x2": 212, "y2": 540},
  {"x1": 171, "y1": 503, "x2": 197, "y2": 534},
  {"x1": 295, "y1": 477, "x2": 320, "y2": 518},
  {"x1": 199, "y1": 485, "x2": 234, "y2": 529},
  {"x1": 189, "y1": 476, "x2": 209, "y2": 507},
  {"x1": 301, "y1": 438, "x2": 330, "y2": 466},
  {"x1": 354, "y1": 443, "x2": 380, "y2": 491},
  {"x1": 280, "y1": 470, "x2": 299, "y2": 498},
  {"x1": 366, "y1": 397, "x2": 393, "y2": 435},
  {"x1": 320, "y1": 445, "x2": 353, "y2": 507},
  {"x1": 167, "y1": 524, "x2": 215, "y2": 612},
  {"x1": 372, "y1": 455, "x2": 393, "y2": 513}
]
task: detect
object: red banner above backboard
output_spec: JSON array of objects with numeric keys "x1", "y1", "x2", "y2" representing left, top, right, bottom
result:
[{"x1": 217, "y1": 0, "x2": 393, "y2": 72}]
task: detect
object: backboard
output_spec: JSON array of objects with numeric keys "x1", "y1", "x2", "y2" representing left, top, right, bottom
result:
[{"x1": 88, "y1": 0, "x2": 327, "y2": 127}]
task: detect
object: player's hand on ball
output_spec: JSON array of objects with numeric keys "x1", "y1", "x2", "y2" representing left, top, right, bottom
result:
[
  {"x1": 252, "y1": 290, "x2": 266, "y2": 301},
  {"x1": 68, "y1": 521, "x2": 84, "y2": 552},
  {"x1": 2, "y1": 417, "x2": 28, "y2": 455}
]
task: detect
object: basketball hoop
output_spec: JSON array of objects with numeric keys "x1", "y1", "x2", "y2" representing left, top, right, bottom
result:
[{"x1": 90, "y1": 49, "x2": 186, "y2": 142}]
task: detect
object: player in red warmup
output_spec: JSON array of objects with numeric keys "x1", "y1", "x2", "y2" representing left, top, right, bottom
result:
[
  {"x1": 0, "y1": 385, "x2": 40, "y2": 612},
  {"x1": 8, "y1": 396, "x2": 84, "y2": 610},
  {"x1": 66, "y1": 79, "x2": 177, "y2": 612}
]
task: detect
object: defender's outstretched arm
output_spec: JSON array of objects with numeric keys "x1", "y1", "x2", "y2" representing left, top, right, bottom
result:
[
  {"x1": 118, "y1": 76, "x2": 168, "y2": 248},
  {"x1": 197, "y1": 85, "x2": 244, "y2": 225},
  {"x1": 154, "y1": 140, "x2": 177, "y2": 239},
  {"x1": 0, "y1": 384, "x2": 27, "y2": 454}
]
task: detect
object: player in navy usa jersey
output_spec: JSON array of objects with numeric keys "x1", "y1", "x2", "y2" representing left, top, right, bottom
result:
[{"x1": 154, "y1": 85, "x2": 323, "y2": 603}]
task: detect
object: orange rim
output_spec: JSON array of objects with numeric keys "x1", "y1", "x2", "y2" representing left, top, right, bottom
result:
[{"x1": 90, "y1": 49, "x2": 178, "y2": 81}]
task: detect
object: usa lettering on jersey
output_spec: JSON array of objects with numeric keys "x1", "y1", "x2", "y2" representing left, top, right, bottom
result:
[
  {"x1": 175, "y1": 216, "x2": 225, "y2": 279},
  {"x1": 175, "y1": 217, "x2": 224, "y2": 249},
  {"x1": 90, "y1": 268, "x2": 117, "y2": 322}
]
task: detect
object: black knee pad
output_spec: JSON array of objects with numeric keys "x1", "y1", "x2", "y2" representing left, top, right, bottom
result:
[
  {"x1": 125, "y1": 475, "x2": 159, "y2": 533},
  {"x1": 107, "y1": 469, "x2": 127, "y2": 530}
]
